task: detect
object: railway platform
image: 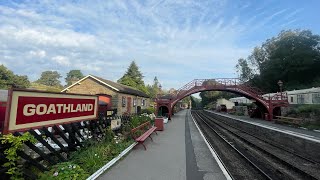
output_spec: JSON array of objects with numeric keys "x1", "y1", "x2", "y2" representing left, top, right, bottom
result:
[
  {"x1": 205, "y1": 110, "x2": 320, "y2": 142},
  {"x1": 97, "y1": 109, "x2": 229, "y2": 180}
]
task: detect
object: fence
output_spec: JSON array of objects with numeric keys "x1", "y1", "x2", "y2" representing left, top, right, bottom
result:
[{"x1": 0, "y1": 112, "x2": 131, "y2": 180}]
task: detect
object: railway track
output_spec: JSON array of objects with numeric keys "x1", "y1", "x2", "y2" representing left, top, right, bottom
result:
[{"x1": 191, "y1": 110, "x2": 320, "y2": 180}]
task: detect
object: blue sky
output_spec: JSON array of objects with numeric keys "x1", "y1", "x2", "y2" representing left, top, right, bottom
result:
[{"x1": 1, "y1": 0, "x2": 319, "y2": 90}]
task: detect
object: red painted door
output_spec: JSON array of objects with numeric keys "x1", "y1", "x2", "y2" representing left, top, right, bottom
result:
[{"x1": 127, "y1": 97, "x2": 131, "y2": 113}]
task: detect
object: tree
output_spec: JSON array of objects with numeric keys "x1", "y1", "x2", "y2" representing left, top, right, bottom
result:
[
  {"x1": 147, "y1": 76, "x2": 161, "y2": 98},
  {"x1": 236, "y1": 29, "x2": 320, "y2": 92},
  {"x1": 118, "y1": 61, "x2": 148, "y2": 93},
  {"x1": 36, "y1": 71, "x2": 62, "y2": 87},
  {"x1": 190, "y1": 96, "x2": 202, "y2": 109},
  {"x1": 118, "y1": 61, "x2": 144, "y2": 86},
  {"x1": 235, "y1": 58, "x2": 253, "y2": 83},
  {"x1": 65, "y1": 70, "x2": 84, "y2": 86},
  {"x1": 200, "y1": 80, "x2": 237, "y2": 108},
  {"x1": 0, "y1": 65, "x2": 30, "y2": 89}
]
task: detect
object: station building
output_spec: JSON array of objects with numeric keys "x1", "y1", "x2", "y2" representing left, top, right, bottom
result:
[{"x1": 61, "y1": 75, "x2": 150, "y2": 115}]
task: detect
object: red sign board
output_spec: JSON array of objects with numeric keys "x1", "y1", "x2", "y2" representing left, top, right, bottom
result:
[{"x1": 3, "y1": 89, "x2": 98, "y2": 134}]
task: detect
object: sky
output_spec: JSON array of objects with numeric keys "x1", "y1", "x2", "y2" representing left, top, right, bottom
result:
[{"x1": 1, "y1": 0, "x2": 319, "y2": 90}]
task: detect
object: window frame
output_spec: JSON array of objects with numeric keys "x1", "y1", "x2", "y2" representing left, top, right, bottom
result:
[
  {"x1": 297, "y1": 94, "x2": 304, "y2": 104},
  {"x1": 133, "y1": 98, "x2": 137, "y2": 106},
  {"x1": 122, "y1": 96, "x2": 126, "y2": 107},
  {"x1": 312, "y1": 93, "x2": 320, "y2": 104}
]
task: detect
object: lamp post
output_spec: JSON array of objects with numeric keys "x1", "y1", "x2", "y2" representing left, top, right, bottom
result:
[
  {"x1": 158, "y1": 84, "x2": 162, "y2": 117},
  {"x1": 158, "y1": 84, "x2": 162, "y2": 98},
  {"x1": 277, "y1": 80, "x2": 283, "y2": 100}
]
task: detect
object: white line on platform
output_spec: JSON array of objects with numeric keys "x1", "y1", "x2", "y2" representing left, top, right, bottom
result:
[
  {"x1": 205, "y1": 110, "x2": 320, "y2": 144},
  {"x1": 189, "y1": 110, "x2": 232, "y2": 180},
  {"x1": 87, "y1": 142, "x2": 138, "y2": 180}
]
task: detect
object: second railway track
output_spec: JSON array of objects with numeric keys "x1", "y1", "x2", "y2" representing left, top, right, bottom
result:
[{"x1": 191, "y1": 110, "x2": 320, "y2": 180}]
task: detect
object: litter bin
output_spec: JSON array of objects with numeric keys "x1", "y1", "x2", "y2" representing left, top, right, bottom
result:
[{"x1": 155, "y1": 117, "x2": 164, "y2": 131}]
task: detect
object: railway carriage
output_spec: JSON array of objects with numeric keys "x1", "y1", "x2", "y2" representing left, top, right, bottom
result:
[{"x1": 230, "y1": 87, "x2": 320, "y2": 105}]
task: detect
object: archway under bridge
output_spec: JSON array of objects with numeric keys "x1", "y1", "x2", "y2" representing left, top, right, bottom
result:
[{"x1": 155, "y1": 78, "x2": 289, "y2": 120}]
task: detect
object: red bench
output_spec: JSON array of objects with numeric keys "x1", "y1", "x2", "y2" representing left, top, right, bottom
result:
[{"x1": 131, "y1": 121, "x2": 157, "y2": 150}]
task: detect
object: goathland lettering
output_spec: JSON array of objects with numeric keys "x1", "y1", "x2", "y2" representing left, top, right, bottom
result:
[{"x1": 23, "y1": 104, "x2": 94, "y2": 116}]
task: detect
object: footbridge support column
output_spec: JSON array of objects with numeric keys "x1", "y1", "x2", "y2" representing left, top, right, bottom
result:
[{"x1": 155, "y1": 99, "x2": 172, "y2": 120}]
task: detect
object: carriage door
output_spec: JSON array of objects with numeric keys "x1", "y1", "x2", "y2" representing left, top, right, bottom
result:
[{"x1": 127, "y1": 97, "x2": 131, "y2": 113}]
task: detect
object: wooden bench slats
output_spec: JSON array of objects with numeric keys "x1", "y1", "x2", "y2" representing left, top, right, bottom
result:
[
  {"x1": 131, "y1": 121, "x2": 150, "y2": 132},
  {"x1": 274, "y1": 116, "x2": 303, "y2": 126},
  {"x1": 136, "y1": 127, "x2": 157, "y2": 142},
  {"x1": 131, "y1": 121, "x2": 158, "y2": 150}
]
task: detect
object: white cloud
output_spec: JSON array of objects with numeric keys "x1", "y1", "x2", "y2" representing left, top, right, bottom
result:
[
  {"x1": 0, "y1": 0, "x2": 305, "y2": 89},
  {"x1": 29, "y1": 50, "x2": 46, "y2": 58},
  {"x1": 52, "y1": 56, "x2": 70, "y2": 66}
]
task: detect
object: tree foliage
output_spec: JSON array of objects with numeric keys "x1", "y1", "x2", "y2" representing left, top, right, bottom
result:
[
  {"x1": 118, "y1": 61, "x2": 148, "y2": 94},
  {"x1": 236, "y1": 29, "x2": 320, "y2": 92},
  {"x1": 36, "y1": 71, "x2": 62, "y2": 87},
  {"x1": 0, "y1": 65, "x2": 30, "y2": 89},
  {"x1": 190, "y1": 96, "x2": 202, "y2": 109},
  {"x1": 235, "y1": 58, "x2": 253, "y2": 83},
  {"x1": 198, "y1": 80, "x2": 237, "y2": 108},
  {"x1": 147, "y1": 76, "x2": 161, "y2": 98},
  {"x1": 65, "y1": 70, "x2": 84, "y2": 86},
  {"x1": 200, "y1": 91, "x2": 236, "y2": 108}
]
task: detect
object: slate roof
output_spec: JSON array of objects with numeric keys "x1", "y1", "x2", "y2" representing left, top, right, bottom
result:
[{"x1": 90, "y1": 75, "x2": 149, "y2": 98}]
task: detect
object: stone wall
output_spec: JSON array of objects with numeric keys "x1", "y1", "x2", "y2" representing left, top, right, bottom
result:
[
  {"x1": 64, "y1": 78, "x2": 118, "y2": 109},
  {"x1": 116, "y1": 93, "x2": 150, "y2": 115},
  {"x1": 65, "y1": 77, "x2": 150, "y2": 115}
]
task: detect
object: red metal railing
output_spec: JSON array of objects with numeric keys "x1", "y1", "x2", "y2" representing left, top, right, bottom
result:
[{"x1": 157, "y1": 78, "x2": 289, "y2": 108}]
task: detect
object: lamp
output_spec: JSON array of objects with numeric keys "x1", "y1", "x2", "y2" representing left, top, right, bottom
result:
[
  {"x1": 277, "y1": 80, "x2": 283, "y2": 92},
  {"x1": 277, "y1": 80, "x2": 283, "y2": 100}
]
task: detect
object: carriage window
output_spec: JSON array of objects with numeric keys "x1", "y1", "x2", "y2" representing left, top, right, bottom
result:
[
  {"x1": 312, "y1": 93, "x2": 320, "y2": 104},
  {"x1": 297, "y1": 94, "x2": 304, "y2": 104}
]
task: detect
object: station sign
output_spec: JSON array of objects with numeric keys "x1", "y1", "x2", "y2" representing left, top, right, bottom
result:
[{"x1": 3, "y1": 89, "x2": 98, "y2": 133}]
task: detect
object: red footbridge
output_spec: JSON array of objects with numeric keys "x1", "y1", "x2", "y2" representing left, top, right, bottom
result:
[{"x1": 155, "y1": 78, "x2": 289, "y2": 120}]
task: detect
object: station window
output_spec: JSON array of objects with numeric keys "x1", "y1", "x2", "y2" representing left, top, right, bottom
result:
[
  {"x1": 297, "y1": 94, "x2": 305, "y2": 104},
  {"x1": 133, "y1": 98, "x2": 137, "y2": 106},
  {"x1": 290, "y1": 96, "x2": 293, "y2": 103},
  {"x1": 312, "y1": 93, "x2": 320, "y2": 104},
  {"x1": 142, "y1": 99, "x2": 145, "y2": 106},
  {"x1": 122, "y1": 96, "x2": 126, "y2": 107}
]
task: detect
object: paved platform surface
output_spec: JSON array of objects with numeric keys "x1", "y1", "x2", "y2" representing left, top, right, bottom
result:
[
  {"x1": 206, "y1": 110, "x2": 320, "y2": 141},
  {"x1": 98, "y1": 109, "x2": 227, "y2": 180}
]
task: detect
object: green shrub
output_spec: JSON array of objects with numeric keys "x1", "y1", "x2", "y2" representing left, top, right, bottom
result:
[
  {"x1": 38, "y1": 162, "x2": 89, "y2": 180},
  {"x1": 140, "y1": 107, "x2": 155, "y2": 114},
  {"x1": 130, "y1": 115, "x2": 151, "y2": 128},
  {"x1": 1, "y1": 132, "x2": 36, "y2": 180},
  {"x1": 38, "y1": 126, "x2": 134, "y2": 179},
  {"x1": 297, "y1": 104, "x2": 320, "y2": 114},
  {"x1": 235, "y1": 111, "x2": 245, "y2": 116},
  {"x1": 287, "y1": 105, "x2": 320, "y2": 118},
  {"x1": 70, "y1": 137, "x2": 133, "y2": 174}
]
